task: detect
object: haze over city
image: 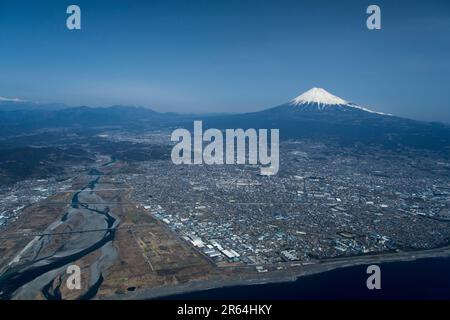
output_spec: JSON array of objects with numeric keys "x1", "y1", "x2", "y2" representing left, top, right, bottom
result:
[{"x1": 2, "y1": 0, "x2": 450, "y2": 304}]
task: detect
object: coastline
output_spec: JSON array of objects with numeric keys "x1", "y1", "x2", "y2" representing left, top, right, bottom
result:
[{"x1": 108, "y1": 244, "x2": 450, "y2": 300}]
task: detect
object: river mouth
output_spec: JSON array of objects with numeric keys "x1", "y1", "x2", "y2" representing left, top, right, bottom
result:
[{"x1": 0, "y1": 166, "x2": 120, "y2": 300}]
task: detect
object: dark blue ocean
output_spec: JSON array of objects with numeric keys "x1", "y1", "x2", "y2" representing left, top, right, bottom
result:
[{"x1": 163, "y1": 257, "x2": 450, "y2": 300}]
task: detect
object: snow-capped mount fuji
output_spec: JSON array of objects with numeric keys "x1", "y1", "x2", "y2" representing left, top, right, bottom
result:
[
  {"x1": 291, "y1": 87, "x2": 348, "y2": 106},
  {"x1": 201, "y1": 86, "x2": 450, "y2": 150},
  {"x1": 286, "y1": 87, "x2": 386, "y2": 115}
]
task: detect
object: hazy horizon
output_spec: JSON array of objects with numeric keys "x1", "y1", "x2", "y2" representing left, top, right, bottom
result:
[{"x1": 1, "y1": 0, "x2": 449, "y2": 122}]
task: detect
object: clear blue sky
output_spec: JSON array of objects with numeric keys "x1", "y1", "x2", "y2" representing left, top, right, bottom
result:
[{"x1": 0, "y1": 0, "x2": 449, "y2": 121}]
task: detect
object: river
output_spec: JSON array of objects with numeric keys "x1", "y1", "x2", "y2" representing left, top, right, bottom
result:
[{"x1": 0, "y1": 171, "x2": 119, "y2": 299}]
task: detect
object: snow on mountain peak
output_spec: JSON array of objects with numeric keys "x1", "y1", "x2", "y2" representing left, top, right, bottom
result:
[
  {"x1": 290, "y1": 88, "x2": 348, "y2": 106},
  {"x1": 0, "y1": 96, "x2": 26, "y2": 103},
  {"x1": 289, "y1": 87, "x2": 389, "y2": 115}
]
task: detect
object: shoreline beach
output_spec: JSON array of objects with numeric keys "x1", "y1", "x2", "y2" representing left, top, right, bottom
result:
[{"x1": 110, "y1": 244, "x2": 450, "y2": 300}]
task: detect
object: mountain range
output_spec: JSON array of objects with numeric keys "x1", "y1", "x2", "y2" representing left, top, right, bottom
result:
[{"x1": 1, "y1": 88, "x2": 450, "y2": 152}]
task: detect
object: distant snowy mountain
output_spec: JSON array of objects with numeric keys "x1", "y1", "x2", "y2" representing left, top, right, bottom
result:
[
  {"x1": 0, "y1": 96, "x2": 26, "y2": 103},
  {"x1": 1, "y1": 88, "x2": 450, "y2": 151},
  {"x1": 0, "y1": 96, "x2": 68, "y2": 111},
  {"x1": 201, "y1": 87, "x2": 450, "y2": 151},
  {"x1": 291, "y1": 87, "x2": 348, "y2": 106},
  {"x1": 287, "y1": 88, "x2": 388, "y2": 115}
]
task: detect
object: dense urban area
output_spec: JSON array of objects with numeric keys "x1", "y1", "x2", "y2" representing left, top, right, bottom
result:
[{"x1": 3, "y1": 130, "x2": 450, "y2": 274}]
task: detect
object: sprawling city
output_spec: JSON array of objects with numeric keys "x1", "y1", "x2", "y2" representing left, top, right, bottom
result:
[
  {"x1": 1, "y1": 0, "x2": 450, "y2": 312},
  {"x1": 1, "y1": 124, "x2": 450, "y2": 299}
]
